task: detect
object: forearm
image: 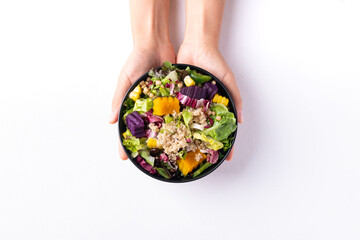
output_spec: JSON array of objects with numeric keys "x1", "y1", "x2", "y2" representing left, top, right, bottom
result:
[
  {"x1": 183, "y1": 0, "x2": 225, "y2": 47},
  {"x1": 130, "y1": 0, "x2": 171, "y2": 47}
]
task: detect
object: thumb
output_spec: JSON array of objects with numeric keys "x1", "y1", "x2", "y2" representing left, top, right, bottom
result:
[{"x1": 109, "y1": 73, "x2": 132, "y2": 124}]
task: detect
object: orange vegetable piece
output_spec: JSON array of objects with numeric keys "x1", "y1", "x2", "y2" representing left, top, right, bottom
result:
[
  {"x1": 177, "y1": 149, "x2": 206, "y2": 176},
  {"x1": 153, "y1": 97, "x2": 180, "y2": 116}
]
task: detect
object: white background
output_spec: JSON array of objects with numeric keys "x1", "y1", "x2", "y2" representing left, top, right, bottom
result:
[{"x1": 1, "y1": 0, "x2": 360, "y2": 239}]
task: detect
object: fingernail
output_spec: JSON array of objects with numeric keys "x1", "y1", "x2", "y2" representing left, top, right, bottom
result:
[
  {"x1": 109, "y1": 111, "x2": 117, "y2": 123},
  {"x1": 238, "y1": 110, "x2": 243, "y2": 124}
]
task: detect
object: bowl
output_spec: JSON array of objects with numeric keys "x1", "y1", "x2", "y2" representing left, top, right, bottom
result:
[{"x1": 118, "y1": 64, "x2": 237, "y2": 183}]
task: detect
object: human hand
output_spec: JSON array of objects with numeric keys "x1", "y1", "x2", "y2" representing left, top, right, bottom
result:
[
  {"x1": 177, "y1": 42, "x2": 243, "y2": 161},
  {"x1": 109, "y1": 0, "x2": 174, "y2": 160},
  {"x1": 109, "y1": 43, "x2": 175, "y2": 160}
]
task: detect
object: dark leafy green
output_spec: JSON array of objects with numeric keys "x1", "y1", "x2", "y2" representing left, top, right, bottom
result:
[
  {"x1": 155, "y1": 167, "x2": 172, "y2": 179},
  {"x1": 122, "y1": 98, "x2": 135, "y2": 114},
  {"x1": 222, "y1": 136, "x2": 235, "y2": 151}
]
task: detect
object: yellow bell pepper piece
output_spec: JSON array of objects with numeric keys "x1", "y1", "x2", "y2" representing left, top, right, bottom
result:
[{"x1": 177, "y1": 149, "x2": 206, "y2": 176}]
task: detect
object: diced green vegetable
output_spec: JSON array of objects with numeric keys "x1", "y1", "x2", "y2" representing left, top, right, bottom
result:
[
  {"x1": 179, "y1": 150, "x2": 187, "y2": 160},
  {"x1": 164, "y1": 115, "x2": 173, "y2": 124},
  {"x1": 160, "y1": 128, "x2": 173, "y2": 134}
]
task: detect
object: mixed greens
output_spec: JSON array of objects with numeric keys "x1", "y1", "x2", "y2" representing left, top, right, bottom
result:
[{"x1": 121, "y1": 62, "x2": 237, "y2": 179}]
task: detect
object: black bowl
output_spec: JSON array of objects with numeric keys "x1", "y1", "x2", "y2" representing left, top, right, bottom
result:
[{"x1": 118, "y1": 64, "x2": 237, "y2": 183}]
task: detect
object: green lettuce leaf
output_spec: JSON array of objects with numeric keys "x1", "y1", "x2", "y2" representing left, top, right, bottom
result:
[
  {"x1": 133, "y1": 98, "x2": 153, "y2": 114},
  {"x1": 162, "y1": 61, "x2": 175, "y2": 72},
  {"x1": 210, "y1": 103, "x2": 228, "y2": 115},
  {"x1": 159, "y1": 87, "x2": 170, "y2": 96},
  {"x1": 148, "y1": 69, "x2": 156, "y2": 78},
  {"x1": 139, "y1": 150, "x2": 155, "y2": 166},
  {"x1": 182, "y1": 109, "x2": 192, "y2": 128},
  {"x1": 199, "y1": 103, "x2": 237, "y2": 141},
  {"x1": 122, "y1": 129, "x2": 147, "y2": 153},
  {"x1": 193, "y1": 132, "x2": 223, "y2": 150},
  {"x1": 162, "y1": 70, "x2": 178, "y2": 85}
]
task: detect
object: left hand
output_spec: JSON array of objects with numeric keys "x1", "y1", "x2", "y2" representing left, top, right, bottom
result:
[{"x1": 109, "y1": 42, "x2": 175, "y2": 160}]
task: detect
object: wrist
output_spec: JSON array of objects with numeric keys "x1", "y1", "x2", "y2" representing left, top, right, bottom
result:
[
  {"x1": 181, "y1": 29, "x2": 219, "y2": 50},
  {"x1": 133, "y1": 38, "x2": 173, "y2": 52},
  {"x1": 182, "y1": 30, "x2": 219, "y2": 49},
  {"x1": 133, "y1": 34, "x2": 172, "y2": 49},
  {"x1": 182, "y1": 0, "x2": 224, "y2": 49},
  {"x1": 130, "y1": 0, "x2": 171, "y2": 50}
]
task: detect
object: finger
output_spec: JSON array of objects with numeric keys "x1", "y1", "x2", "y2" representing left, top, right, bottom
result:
[
  {"x1": 109, "y1": 72, "x2": 132, "y2": 124},
  {"x1": 226, "y1": 149, "x2": 234, "y2": 161},
  {"x1": 223, "y1": 71, "x2": 243, "y2": 124},
  {"x1": 118, "y1": 138, "x2": 128, "y2": 160}
]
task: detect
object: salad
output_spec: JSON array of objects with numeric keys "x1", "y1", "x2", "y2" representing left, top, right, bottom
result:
[{"x1": 121, "y1": 62, "x2": 237, "y2": 180}]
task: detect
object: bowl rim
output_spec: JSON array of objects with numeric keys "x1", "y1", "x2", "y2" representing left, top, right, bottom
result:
[{"x1": 118, "y1": 63, "x2": 237, "y2": 183}]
